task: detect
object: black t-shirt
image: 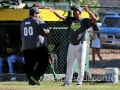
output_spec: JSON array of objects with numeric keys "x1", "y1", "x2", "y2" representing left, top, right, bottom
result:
[
  {"x1": 21, "y1": 17, "x2": 49, "y2": 50},
  {"x1": 3, "y1": 43, "x2": 16, "y2": 56},
  {"x1": 65, "y1": 17, "x2": 91, "y2": 43}
]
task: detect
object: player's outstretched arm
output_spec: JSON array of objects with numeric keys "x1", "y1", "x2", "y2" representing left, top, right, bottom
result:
[
  {"x1": 84, "y1": 4, "x2": 97, "y2": 23},
  {"x1": 49, "y1": 6, "x2": 66, "y2": 21}
]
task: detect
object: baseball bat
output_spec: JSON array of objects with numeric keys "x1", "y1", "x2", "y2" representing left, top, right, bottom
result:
[
  {"x1": 48, "y1": 57, "x2": 58, "y2": 82},
  {"x1": 40, "y1": 74, "x2": 44, "y2": 81}
]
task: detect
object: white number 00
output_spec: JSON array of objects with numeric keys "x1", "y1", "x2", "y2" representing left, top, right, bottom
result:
[{"x1": 24, "y1": 26, "x2": 33, "y2": 36}]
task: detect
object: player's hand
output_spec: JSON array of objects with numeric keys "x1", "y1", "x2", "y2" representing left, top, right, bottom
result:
[
  {"x1": 84, "y1": 4, "x2": 89, "y2": 12},
  {"x1": 45, "y1": 29, "x2": 50, "y2": 34},
  {"x1": 49, "y1": 6, "x2": 55, "y2": 12}
]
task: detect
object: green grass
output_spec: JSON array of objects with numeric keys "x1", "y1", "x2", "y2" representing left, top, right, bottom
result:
[{"x1": 0, "y1": 81, "x2": 120, "y2": 90}]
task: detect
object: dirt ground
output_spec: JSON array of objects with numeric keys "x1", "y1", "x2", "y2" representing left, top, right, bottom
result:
[{"x1": 89, "y1": 48, "x2": 120, "y2": 75}]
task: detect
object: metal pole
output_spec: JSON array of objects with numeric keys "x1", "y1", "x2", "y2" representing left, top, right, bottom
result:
[{"x1": 67, "y1": 0, "x2": 72, "y2": 17}]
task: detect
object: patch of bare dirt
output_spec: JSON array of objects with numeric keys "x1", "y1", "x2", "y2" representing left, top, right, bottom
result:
[{"x1": 89, "y1": 48, "x2": 120, "y2": 75}]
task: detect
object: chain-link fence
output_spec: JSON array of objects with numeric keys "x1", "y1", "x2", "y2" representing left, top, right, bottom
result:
[
  {"x1": 0, "y1": 6, "x2": 120, "y2": 81},
  {"x1": 0, "y1": 21, "x2": 68, "y2": 74},
  {"x1": 88, "y1": 7, "x2": 120, "y2": 80}
]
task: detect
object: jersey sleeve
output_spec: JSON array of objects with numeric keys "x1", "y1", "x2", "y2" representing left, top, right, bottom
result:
[
  {"x1": 65, "y1": 17, "x2": 71, "y2": 26},
  {"x1": 41, "y1": 23, "x2": 49, "y2": 31},
  {"x1": 86, "y1": 18, "x2": 92, "y2": 28},
  {"x1": 37, "y1": 18, "x2": 49, "y2": 33}
]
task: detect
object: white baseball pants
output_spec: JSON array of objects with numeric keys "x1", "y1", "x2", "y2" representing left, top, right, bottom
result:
[{"x1": 65, "y1": 41, "x2": 87, "y2": 85}]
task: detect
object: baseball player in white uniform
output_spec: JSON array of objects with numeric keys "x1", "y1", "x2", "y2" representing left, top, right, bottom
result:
[{"x1": 49, "y1": 5, "x2": 97, "y2": 87}]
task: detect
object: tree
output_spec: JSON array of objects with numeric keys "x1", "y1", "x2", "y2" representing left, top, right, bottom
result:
[
  {"x1": 24, "y1": 0, "x2": 61, "y2": 2},
  {"x1": 69, "y1": 0, "x2": 100, "y2": 13}
]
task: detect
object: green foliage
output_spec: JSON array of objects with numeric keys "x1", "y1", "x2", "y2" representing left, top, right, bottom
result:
[
  {"x1": 24, "y1": 0, "x2": 61, "y2": 2},
  {"x1": 70, "y1": 0, "x2": 100, "y2": 14},
  {"x1": 70, "y1": 0, "x2": 99, "y2": 6}
]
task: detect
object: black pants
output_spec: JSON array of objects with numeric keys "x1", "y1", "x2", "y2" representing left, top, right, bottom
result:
[{"x1": 23, "y1": 47, "x2": 49, "y2": 82}]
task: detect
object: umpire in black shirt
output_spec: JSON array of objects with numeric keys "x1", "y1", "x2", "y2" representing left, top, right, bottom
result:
[{"x1": 21, "y1": 7, "x2": 50, "y2": 85}]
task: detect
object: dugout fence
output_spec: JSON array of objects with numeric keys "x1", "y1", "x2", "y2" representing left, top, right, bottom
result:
[{"x1": 0, "y1": 21, "x2": 68, "y2": 74}]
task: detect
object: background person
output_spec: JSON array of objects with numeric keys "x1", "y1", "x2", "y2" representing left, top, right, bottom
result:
[
  {"x1": 3, "y1": 34, "x2": 16, "y2": 73},
  {"x1": 49, "y1": 5, "x2": 97, "y2": 87},
  {"x1": 2, "y1": 34, "x2": 25, "y2": 74},
  {"x1": 11, "y1": 44, "x2": 25, "y2": 73},
  {"x1": 90, "y1": 23, "x2": 105, "y2": 68},
  {"x1": 21, "y1": 7, "x2": 50, "y2": 85}
]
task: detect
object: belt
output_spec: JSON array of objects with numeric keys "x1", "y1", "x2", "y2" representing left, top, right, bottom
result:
[{"x1": 71, "y1": 41, "x2": 84, "y2": 45}]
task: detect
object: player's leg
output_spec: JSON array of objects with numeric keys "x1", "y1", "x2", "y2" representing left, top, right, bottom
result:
[
  {"x1": 92, "y1": 48, "x2": 96, "y2": 65},
  {"x1": 23, "y1": 49, "x2": 36, "y2": 85},
  {"x1": 96, "y1": 49, "x2": 105, "y2": 67},
  {"x1": 77, "y1": 41, "x2": 87, "y2": 86},
  {"x1": 17, "y1": 55, "x2": 25, "y2": 64},
  {"x1": 7, "y1": 55, "x2": 16, "y2": 73},
  {"x1": 32, "y1": 47, "x2": 49, "y2": 82},
  {"x1": 96, "y1": 49, "x2": 103, "y2": 61},
  {"x1": 63, "y1": 44, "x2": 76, "y2": 86}
]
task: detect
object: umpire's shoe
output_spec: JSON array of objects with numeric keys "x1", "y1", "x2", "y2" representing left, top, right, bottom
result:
[{"x1": 30, "y1": 76, "x2": 40, "y2": 85}]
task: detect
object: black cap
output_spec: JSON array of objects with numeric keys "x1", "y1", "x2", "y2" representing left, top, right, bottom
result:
[
  {"x1": 29, "y1": 7, "x2": 40, "y2": 14},
  {"x1": 71, "y1": 5, "x2": 82, "y2": 13}
]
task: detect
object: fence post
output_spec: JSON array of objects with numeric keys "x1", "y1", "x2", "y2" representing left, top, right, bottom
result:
[{"x1": 84, "y1": 28, "x2": 90, "y2": 73}]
